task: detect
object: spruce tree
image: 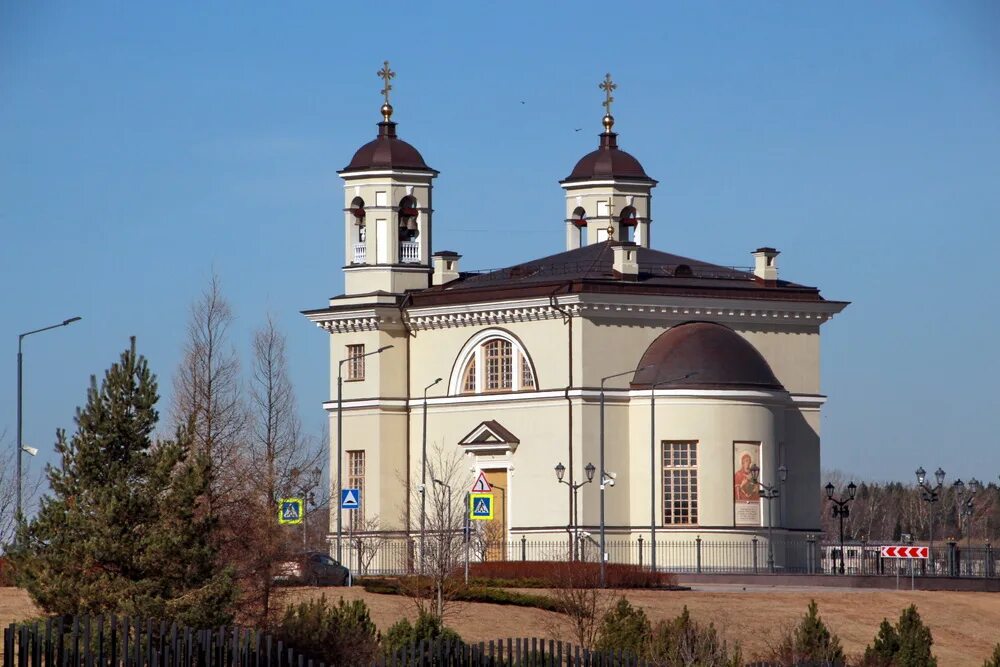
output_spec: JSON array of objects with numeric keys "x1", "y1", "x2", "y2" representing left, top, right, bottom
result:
[{"x1": 10, "y1": 338, "x2": 234, "y2": 627}]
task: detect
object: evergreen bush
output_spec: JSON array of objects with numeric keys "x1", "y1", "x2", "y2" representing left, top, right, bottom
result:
[
  {"x1": 382, "y1": 610, "x2": 463, "y2": 657},
  {"x1": 8, "y1": 339, "x2": 234, "y2": 627},
  {"x1": 595, "y1": 597, "x2": 651, "y2": 657},
  {"x1": 863, "y1": 604, "x2": 936, "y2": 667},
  {"x1": 766, "y1": 599, "x2": 846, "y2": 665},
  {"x1": 275, "y1": 595, "x2": 379, "y2": 666},
  {"x1": 983, "y1": 643, "x2": 1000, "y2": 667},
  {"x1": 648, "y1": 606, "x2": 741, "y2": 667}
]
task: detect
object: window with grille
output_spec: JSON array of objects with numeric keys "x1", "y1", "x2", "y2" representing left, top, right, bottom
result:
[
  {"x1": 462, "y1": 358, "x2": 477, "y2": 393},
  {"x1": 347, "y1": 450, "x2": 365, "y2": 526},
  {"x1": 483, "y1": 339, "x2": 513, "y2": 392},
  {"x1": 346, "y1": 344, "x2": 365, "y2": 381},
  {"x1": 455, "y1": 332, "x2": 537, "y2": 395},
  {"x1": 520, "y1": 356, "x2": 535, "y2": 390},
  {"x1": 662, "y1": 441, "x2": 698, "y2": 525}
]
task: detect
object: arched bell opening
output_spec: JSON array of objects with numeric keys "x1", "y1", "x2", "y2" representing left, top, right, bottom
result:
[
  {"x1": 619, "y1": 205, "x2": 637, "y2": 243},
  {"x1": 398, "y1": 195, "x2": 420, "y2": 263}
]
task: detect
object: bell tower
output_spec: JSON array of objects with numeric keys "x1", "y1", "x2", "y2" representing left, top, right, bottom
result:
[
  {"x1": 340, "y1": 61, "x2": 438, "y2": 295},
  {"x1": 561, "y1": 74, "x2": 657, "y2": 250}
]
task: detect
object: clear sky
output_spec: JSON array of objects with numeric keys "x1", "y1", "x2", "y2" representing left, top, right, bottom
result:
[{"x1": 2, "y1": 2, "x2": 998, "y2": 487}]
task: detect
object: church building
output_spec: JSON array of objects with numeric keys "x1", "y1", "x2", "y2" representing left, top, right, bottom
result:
[{"x1": 303, "y1": 65, "x2": 848, "y2": 571}]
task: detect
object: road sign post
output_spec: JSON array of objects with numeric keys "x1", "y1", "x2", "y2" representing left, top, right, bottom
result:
[
  {"x1": 279, "y1": 498, "x2": 304, "y2": 525},
  {"x1": 469, "y1": 493, "x2": 494, "y2": 521},
  {"x1": 880, "y1": 545, "x2": 927, "y2": 590},
  {"x1": 341, "y1": 488, "x2": 361, "y2": 511}
]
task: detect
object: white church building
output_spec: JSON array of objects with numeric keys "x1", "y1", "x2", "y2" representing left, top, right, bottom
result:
[{"x1": 303, "y1": 66, "x2": 847, "y2": 571}]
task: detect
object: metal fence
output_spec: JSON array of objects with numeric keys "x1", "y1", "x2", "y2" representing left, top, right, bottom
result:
[
  {"x1": 3, "y1": 616, "x2": 323, "y2": 667},
  {"x1": 344, "y1": 533, "x2": 1000, "y2": 579},
  {"x1": 3, "y1": 618, "x2": 659, "y2": 667}
]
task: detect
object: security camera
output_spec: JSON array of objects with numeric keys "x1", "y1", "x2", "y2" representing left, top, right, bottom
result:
[
  {"x1": 21, "y1": 446, "x2": 38, "y2": 457},
  {"x1": 417, "y1": 483, "x2": 426, "y2": 493},
  {"x1": 607, "y1": 477, "x2": 615, "y2": 487}
]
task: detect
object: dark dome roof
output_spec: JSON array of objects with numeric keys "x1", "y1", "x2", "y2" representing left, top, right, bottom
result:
[
  {"x1": 342, "y1": 122, "x2": 434, "y2": 173},
  {"x1": 631, "y1": 322, "x2": 784, "y2": 391},
  {"x1": 564, "y1": 132, "x2": 654, "y2": 183}
]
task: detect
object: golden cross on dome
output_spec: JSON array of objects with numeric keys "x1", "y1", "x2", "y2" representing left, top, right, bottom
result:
[
  {"x1": 599, "y1": 73, "x2": 616, "y2": 117},
  {"x1": 378, "y1": 61, "x2": 395, "y2": 104}
]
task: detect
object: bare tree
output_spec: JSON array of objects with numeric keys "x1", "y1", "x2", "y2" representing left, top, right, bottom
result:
[
  {"x1": 400, "y1": 443, "x2": 467, "y2": 621},
  {"x1": 172, "y1": 273, "x2": 246, "y2": 516},
  {"x1": 350, "y1": 514, "x2": 388, "y2": 575},
  {"x1": 0, "y1": 430, "x2": 42, "y2": 549},
  {"x1": 544, "y1": 564, "x2": 616, "y2": 649},
  {"x1": 239, "y1": 315, "x2": 323, "y2": 623}
]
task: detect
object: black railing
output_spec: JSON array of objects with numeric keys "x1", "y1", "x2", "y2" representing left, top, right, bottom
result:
[
  {"x1": 344, "y1": 535, "x2": 1000, "y2": 579},
  {"x1": 377, "y1": 637, "x2": 647, "y2": 666}
]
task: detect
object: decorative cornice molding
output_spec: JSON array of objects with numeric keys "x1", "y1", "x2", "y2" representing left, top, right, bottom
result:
[{"x1": 305, "y1": 292, "x2": 845, "y2": 334}]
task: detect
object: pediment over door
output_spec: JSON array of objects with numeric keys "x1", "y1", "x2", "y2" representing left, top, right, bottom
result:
[{"x1": 457, "y1": 420, "x2": 520, "y2": 455}]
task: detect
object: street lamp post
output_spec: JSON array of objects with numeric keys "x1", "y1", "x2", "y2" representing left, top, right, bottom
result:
[
  {"x1": 953, "y1": 478, "x2": 981, "y2": 567},
  {"x1": 17, "y1": 316, "x2": 82, "y2": 524},
  {"x1": 555, "y1": 461, "x2": 595, "y2": 560},
  {"x1": 336, "y1": 344, "x2": 392, "y2": 563},
  {"x1": 420, "y1": 377, "x2": 443, "y2": 572},
  {"x1": 916, "y1": 466, "x2": 945, "y2": 572},
  {"x1": 599, "y1": 365, "x2": 651, "y2": 587},
  {"x1": 751, "y1": 463, "x2": 786, "y2": 573},
  {"x1": 648, "y1": 372, "x2": 697, "y2": 573},
  {"x1": 825, "y1": 481, "x2": 857, "y2": 575}
]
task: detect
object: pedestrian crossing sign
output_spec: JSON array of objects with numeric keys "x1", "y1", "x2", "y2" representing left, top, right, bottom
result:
[
  {"x1": 279, "y1": 498, "x2": 304, "y2": 525},
  {"x1": 469, "y1": 492, "x2": 494, "y2": 521}
]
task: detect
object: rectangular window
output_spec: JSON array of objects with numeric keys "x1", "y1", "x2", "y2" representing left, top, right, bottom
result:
[
  {"x1": 347, "y1": 450, "x2": 365, "y2": 526},
  {"x1": 375, "y1": 191, "x2": 388, "y2": 207},
  {"x1": 662, "y1": 441, "x2": 698, "y2": 525},
  {"x1": 484, "y1": 339, "x2": 513, "y2": 391},
  {"x1": 346, "y1": 344, "x2": 365, "y2": 381}
]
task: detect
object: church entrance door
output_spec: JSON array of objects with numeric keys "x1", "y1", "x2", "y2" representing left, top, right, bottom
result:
[{"x1": 482, "y1": 469, "x2": 508, "y2": 561}]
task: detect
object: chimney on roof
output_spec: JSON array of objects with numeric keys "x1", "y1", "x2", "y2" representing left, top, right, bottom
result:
[
  {"x1": 432, "y1": 251, "x2": 461, "y2": 286},
  {"x1": 752, "y1": 247, "x2": 779, "y2": 282},
  {"x1": 612, "y1": 243, "x2": 639, "y2": 281}
]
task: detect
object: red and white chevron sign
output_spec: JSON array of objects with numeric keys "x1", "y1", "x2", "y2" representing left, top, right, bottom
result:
[{"x1": 880, "y1": 545, "x2": 929, "y2": 559}]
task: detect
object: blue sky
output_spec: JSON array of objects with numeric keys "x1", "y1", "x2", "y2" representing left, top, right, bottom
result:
[{"x1": 2, "y1": 2, "x2": 998, "y2": 486}]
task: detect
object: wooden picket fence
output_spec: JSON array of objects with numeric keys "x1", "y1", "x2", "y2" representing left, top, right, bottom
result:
[
  {"x1": 3, "y1": 616, "x2": 655, "y2": 667},
  {"x1": 2, "y1": 616, "x2": 326, "y2": 667}
]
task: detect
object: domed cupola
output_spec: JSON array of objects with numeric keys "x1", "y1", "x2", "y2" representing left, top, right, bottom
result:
[
  {"x1": 560, "y1": 74, "x2": 657, "y2": 251},
  {"x1": 338, "y1": 61, "x2": 438, "y2": 296},
  {"x1": 631, "y1": 322, "x2": 785, "y2": 391}
]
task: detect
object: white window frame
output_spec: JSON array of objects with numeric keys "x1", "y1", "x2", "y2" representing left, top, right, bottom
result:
[{"x1": 449, "y1": 329, "x2": 537, "y2": 395}]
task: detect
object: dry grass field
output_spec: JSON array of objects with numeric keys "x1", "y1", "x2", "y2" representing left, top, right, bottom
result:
[{"x1": 4, "y1": 585, "x2": 999, "y2": 665}]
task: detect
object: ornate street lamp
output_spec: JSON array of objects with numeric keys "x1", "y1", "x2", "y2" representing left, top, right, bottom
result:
[
  {"x1": 751, "y1": 463, "x2": 787, "y2": 573},
  {"x1": 953, "y1": 478, "x2": 981, "y2": 560},
  {"x1": 825, "y1": 481, "x2": 857, "y2": 574},
  {"x1": 916, "y1": 466, "x2": 945, "y2": 572},
  {"x1": 555, "y1": 461, "x2": 596, "y2": 560}
]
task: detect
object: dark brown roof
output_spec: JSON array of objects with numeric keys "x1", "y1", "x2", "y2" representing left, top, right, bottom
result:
[
  {"x1": 409, "y1": 241, "x2": 834, "y2": 308},
  {"x1": 341, "y1": 122, "x2": 436, "y2": 173},
  {"x1": 563, "y1": 132, "x2": 654, "y2": 183},
  {"x1": 631, "y1": 321, "x2": 784, "y2": 391}
]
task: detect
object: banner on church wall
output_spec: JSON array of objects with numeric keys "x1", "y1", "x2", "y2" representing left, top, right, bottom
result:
[{"x1": 733, "y1": 441, "x2": 761, "y2": 526}]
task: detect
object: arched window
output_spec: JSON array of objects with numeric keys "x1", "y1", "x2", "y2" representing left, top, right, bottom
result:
[
  {"x1": 351, "y1": 197, "x2": 366, "y2": 243},
  {"x1": 452, "y1": 330, "x2": 538, "y2": 395},
  {"x1": 619, "y1": 206, "x2": 637, "y2": 242},
  {"x1": 398, "y1": 195, "x2": 419, "y2": 241},
  {"x1": 572, "y1": 207, "x2": 587, "y2": 246}
]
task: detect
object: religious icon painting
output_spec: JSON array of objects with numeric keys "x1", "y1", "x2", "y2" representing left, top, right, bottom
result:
[{"x1": 733, "y1": 441, "x2": 762, "y2": 526}]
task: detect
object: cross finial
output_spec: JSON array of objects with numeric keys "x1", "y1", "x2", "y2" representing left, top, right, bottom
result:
[
  {"x1": 599, "y1": 73, "x2": 617, "y2": 132},
  {"x1": 377, "y1": 60, "x2": 395, "y2": 121}
]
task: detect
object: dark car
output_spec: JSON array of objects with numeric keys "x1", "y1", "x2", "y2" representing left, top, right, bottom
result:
[{"x1": 275, "y1": 551, "x2": 350, "y2": 586}]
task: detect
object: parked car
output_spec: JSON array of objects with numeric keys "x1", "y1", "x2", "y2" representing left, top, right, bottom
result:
[{"x1": 275, "y1": 551, "x2": 350, "y2": 586}]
